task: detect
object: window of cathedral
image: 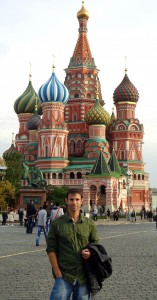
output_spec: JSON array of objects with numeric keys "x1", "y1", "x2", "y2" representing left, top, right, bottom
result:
[
  {"x1": 91, "y1": 185, "x2": 97, "y2": 191},
  {"x1": 58, "y1": 173, "x2": 63, "y2": 179},
  {"x1": 134, "y1": 173, "x2": 136, "y2": 180},
  {"x1": 138, "y1": 174, "x2": 141, "y2": 180},
  {"x1": 120, "y1": 151, "x2": 125, "y2": 160},
  {"x1": 72, "y1": 113, "x2": 77, "y2": 122},
  {"x1": 76, "y1": 140, "x2": 82, "y2": 148},
  {"x1": 52, "y1": 173, "x2": 56, "y2": 179},
  {"x1": 99, "y1": 185, "x2": 106, "y2": 195},
  {"x1": 74, "y1": 94, "x2": 79, "y2": 98},
  {"x1": 142, "y1": 175, "x2": 144, "y2": 180},
  {"x1": 77, "y1": 172, "x2": 82, "y2": 179},
  {"x1": 70, "y1": 172, "x2": 75, "y2": 179},
  {"x1": 87, "y1": 93, "x2": 91, "y2": 98}
]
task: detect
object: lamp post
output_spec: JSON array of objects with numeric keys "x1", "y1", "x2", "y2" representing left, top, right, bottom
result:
[{"x1": 126, "y1": 170, "x2": 132, "y2": 221}]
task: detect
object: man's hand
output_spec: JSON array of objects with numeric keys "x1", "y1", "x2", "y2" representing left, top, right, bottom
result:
[{"x1": 82, "y1": 249, "x2": 91, "y2": 260}]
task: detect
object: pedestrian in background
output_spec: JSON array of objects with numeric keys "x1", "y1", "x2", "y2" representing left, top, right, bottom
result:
[
  {"x1": 46, "y1": 188, "x2": 98, "y2": 300},
  {"x1": 50, "y1": 202, "x2": 64, "y2": 222},
  {"x1": 26, "y1": 200, "x2": 36, "y2": 233},
  {"x1": 131, "y1": 209, "x2": 136, "y2": 222},
  {"x1": 2, "y1": 210, "x2": 8, "y2": 225},
  {"x1": 18, "y1": 208, "x2": 24, "y2": 226},
  {"x1": 92, "y1": 205, "x2": 98, "y2": 221},
  {"x1": 9, "y1": 209, "x2": 14, "y2": 226},
  {"x1": 106, "y1": 209, "x2": 111, "y2": 221},
  {"x1": 36, "y1": 204, "x2": 47, "y2": 246}
]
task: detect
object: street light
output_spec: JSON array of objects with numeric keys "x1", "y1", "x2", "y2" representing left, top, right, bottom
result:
[{"x1": 126, "y1": 170, "x2": 132, "y2": 221}]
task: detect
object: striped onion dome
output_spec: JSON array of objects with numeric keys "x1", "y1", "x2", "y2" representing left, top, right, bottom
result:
[
  {"x1": 85, "y1": 98, "x2": 110, "y2": 126},
  {"x1": 113, "y1": 70, "x2": 139, "y2": 104},
  {"x1": 27, "y1": 107, "x2": 42, "y2": 130},
  {"x1": 3, "y1": 144, "x2": 21, "y2": 160},
  {"x1": 14, "y1": 75, "x2": 41, "y2": 114},
  {"x1": 38, "y1": 69, "x2": 69, "y2": 104}
]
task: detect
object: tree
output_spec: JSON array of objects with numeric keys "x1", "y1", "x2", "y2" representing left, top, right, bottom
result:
[
  {"x1": 0, "y1": 180, "x2": 16, "y2": 209},
  {"x1": 46, "y1": 185, "x2": 68, "y2": 206},
  {"x1": 0, "y1": 157, "x2": 6, "y2": 166},
  {"x1": 4, "y1": 152, "x2": 23, "y2": 191}
]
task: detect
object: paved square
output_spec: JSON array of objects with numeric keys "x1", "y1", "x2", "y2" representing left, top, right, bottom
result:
[{"x1": 0, "y1": 220, "x2": 156, "y2": 300}]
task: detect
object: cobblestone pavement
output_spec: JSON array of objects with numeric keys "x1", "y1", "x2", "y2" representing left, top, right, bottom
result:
[{"x1": 0, "y1": 219, "x2": 156, "y2": 300}]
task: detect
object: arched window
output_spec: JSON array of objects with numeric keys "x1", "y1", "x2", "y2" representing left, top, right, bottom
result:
[
  {"x1": 142, "y1": 175, "x2": 144, "y2": 180},
  {"x1": 138, "y1": 174, "x2": 141, "y2": 180},
  {"x1": 70, "y1": 140, "x2": 75, "y2": 153},
  {"x1": 91, "y1": 185, "x2": 97, "y2": 191},
  {"x1": 87, "y1": 93, "x2": 91, "y2": 98},
  {"x1": 99, "y1": 185, "x2": 106, "y2": 195},
  {"x1": 134, "y1": 174, "x2": 136, "y2": 180},
  {"x1": 77, "y1": 140, "x2": 82, "y2": 148},
  {"x1": 74, "y1": 94, "x2": 79, "y2": 98},
  {"x1": 72, "y1": 113, "x2": 77, "y2": 122},
  {"x1": 70, "y1": 172, "x2": 75, "y2": 179},
  {"x1": 77, "y1": 172, "x2": 82, "y2": 179},
  {"x1": 52, "y1": 173, "x2": 56, "y2": 179},
  {"x1": 58, "y1": 173, "x2": 62, "y2": 179}
]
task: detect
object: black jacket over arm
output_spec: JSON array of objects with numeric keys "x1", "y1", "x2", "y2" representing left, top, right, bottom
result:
[{"x1": 83, "y1": 243, "x2": 112, "y2": 296}]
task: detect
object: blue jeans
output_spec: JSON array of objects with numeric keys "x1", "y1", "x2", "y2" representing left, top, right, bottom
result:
[
  {"x1": 36, "y1": 226, "x2": 47, "y2": 246},
  {"x1": 26, "y1": 216, "x2": 34, "y2": 233},
  {"x1": 50, "y1": 278, "x2": 90, "y2": 300}
]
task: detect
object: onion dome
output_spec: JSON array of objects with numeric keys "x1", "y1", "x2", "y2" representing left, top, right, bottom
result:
[
  {"x1": 77, "y1": 1, "x2": 89, "y2": 20},
  {"x1": 38, "y1": 66, "x2": 69, "y2": 104},
  {"x1": 14, "y1": 74, "x2": 41, "y2": 114},
  {"x1": 113, "y1": 69, "x2": 139, "y2": 104},
  {"x1": 85, "y1": 98, "x2": 110, "y2": 126},
  {"x1": 27, "y1": 102, "x2": 42, "y2": 130},
  {"x1": 3, "y1": 143, "x2": 20, "y2": 160},
  {"x1": 110, "y1": 107, "x2": 116, "y2": 124}
]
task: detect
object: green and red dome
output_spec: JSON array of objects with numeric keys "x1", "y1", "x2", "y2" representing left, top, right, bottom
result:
[
  {"x1": 85, "y1": 99, "x2": 110, "y2": 126},
  {"x1": 113, "y1": 72, "x2": 139, "y2": 104}
]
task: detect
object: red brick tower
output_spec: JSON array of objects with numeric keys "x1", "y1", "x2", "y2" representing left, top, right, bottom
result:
[{"x1": 64, "y1": 1, "x2": 104, "y2": 157}]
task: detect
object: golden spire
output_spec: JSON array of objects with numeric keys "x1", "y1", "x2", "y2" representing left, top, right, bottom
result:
[
  {"x1": 52, "y1": 54, "x2": 55, "y2": 72},
  {"x1": 12, "y1": 132, "x2": 14, "y2": 145},
  {"x1": 29, "y1": 62, "x2": 32, "y2": 81},
  {"x1": 124, "y1": 56, "x2": 128, "y2": 74},
  {"x1": 77, "y1": 1, "x2": 89, "y2": 19}
]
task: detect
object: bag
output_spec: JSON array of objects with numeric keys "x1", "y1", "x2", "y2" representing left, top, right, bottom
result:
[{"x1": 54, "y1": 208, "x2": 60, "y2": 219}]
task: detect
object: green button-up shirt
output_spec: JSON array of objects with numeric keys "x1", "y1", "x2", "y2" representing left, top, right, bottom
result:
[{"x1": 46, "y1": 213, "x2": 98, "y2": 285}]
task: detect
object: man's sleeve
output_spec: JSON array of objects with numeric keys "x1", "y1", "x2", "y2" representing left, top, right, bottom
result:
[
  {"x1": 89, "y1": 221, "x2": 99, "y2": 243},
  {"x1": 46, "y1": 222, "x2": 58, "y2": 254}
]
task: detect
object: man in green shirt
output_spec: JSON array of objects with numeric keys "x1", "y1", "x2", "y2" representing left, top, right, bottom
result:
[{"x1": 46, "y1": 188, "x2": 98, "y2": 300}]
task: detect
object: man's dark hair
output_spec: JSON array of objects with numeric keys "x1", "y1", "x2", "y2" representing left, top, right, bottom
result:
[
  {"x1": 43, "y1": 204, "x2": 47, "y2": 210},
  {"x1": 66, "y1": 188, "x2": 83, "y2": 199}
]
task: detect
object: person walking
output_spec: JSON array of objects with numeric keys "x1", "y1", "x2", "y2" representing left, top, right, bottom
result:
[
  {"x1": 9, "y1": 209, "x2": 14, "y2": 226},
  {"x1": 92, "y1": 205, "x2": 98, "y2": 221},
  {"x1": 46, "y1": 188, "x2": 99, "y2": 300},
  {"x1": 131, "y1": 209, "x2": 136, "y2": 222},
  {"x1": 18, "y1": 208, "x2": 24, "y2": 226},
  {"x1": 50, "y1": 202, "x2": 64, "y2": 222},
  {"x1": 26, "y1": 200, "x2": 36, "y2": 233},
  {"x1": 36, "y1": 204, "x2": 47, "y2": 246},
  {"x1": 2, "y1": 210, "x2": 8, "y2": 225},
  {"x1": 106, "y1": 208, "x2": 111, "y2": 221}
]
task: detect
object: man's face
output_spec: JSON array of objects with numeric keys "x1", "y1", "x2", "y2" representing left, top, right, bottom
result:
[{"x1": 65, "y1": 193, "x2": 83, "y2": 212}]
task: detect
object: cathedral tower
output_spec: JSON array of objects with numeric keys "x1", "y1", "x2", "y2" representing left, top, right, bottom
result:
[{"x1": 64, "y1": 1, "x2": 104, "y2": 157}]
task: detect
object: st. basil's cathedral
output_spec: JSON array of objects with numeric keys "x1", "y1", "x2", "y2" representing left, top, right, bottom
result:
[{"x1": 3, "y1": 2, "x2": 151, "y2": 212}]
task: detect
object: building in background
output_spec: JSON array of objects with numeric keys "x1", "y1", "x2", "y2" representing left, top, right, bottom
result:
[{"x1": 4, "y1": 2, "x2": 150, "y2": 212}]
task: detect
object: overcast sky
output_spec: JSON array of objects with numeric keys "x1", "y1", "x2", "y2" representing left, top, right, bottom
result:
[{"x1": 0, "y1": 0, "x2": 157, "y2": 187}]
